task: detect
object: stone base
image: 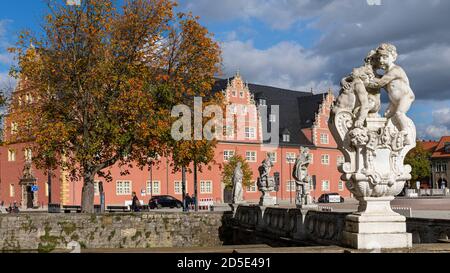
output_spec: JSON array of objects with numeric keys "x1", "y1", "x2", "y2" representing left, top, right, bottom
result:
[
  {"x1": 259, "y1": 195, "x2": 276, "y2": 206},
  {"x1": 343, "y1": 197, "x2": 412, "y2": 249},
  {"x1": 343, "y1": 231, "x2": 412, "y2": 250},
  {"x1": 297, "y1": 204, "x2": 318, "y2": 210}
]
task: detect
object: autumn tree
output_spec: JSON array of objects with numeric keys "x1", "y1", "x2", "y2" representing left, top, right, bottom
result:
[
  {"x1": 10, "y1": 0, "x2": 221, "y2": 213},
  {"x1": 221, "y1": 155, "x2": 253, "y2": 190},
  {"x1": 405, "y1": 141, "x2": 432, "y2": 183}
]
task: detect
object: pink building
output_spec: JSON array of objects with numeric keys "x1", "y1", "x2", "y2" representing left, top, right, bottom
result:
[{"x1": 0, "y1": 73, "x2": 350, "y2": 207}]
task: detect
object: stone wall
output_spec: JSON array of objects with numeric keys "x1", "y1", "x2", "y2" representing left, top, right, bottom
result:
[
  {"x1": 0, "y1": 212, "x2": 233, "y2": 252},
  {"x1": 232, "y1": 206, "x2": 450, "y2": 247}
]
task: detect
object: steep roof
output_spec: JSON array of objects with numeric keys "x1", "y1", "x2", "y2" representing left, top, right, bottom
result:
[
  {"x1": 213, "y1": 78, "x2": 325, "y2": 146},
  {"x1": 419, "y1": 140, "x2": 439, "y2": 153},
  {"x1": 431, "y1": 136, "x2": 450, "y2": 159}
]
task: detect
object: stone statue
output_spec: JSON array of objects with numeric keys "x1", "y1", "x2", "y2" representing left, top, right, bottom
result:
[
  {"x1": 257, "y1": 157, "x2": 276, "y2": 206},
  {"x1": 232, "y1": 162, "x2": 244, "y2": 204},
  {"x1": 329, "y1": 43, "x2": 415, "y2": 250},
  {"x1": 292, "y1": 147, "x2": 315, "y2": 208},
  {"x1": 334, "y1": 50, "x2": 382, "y2": 128}
]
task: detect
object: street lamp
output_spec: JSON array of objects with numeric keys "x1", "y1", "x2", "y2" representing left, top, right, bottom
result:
[{"x1": 289, "y1": 161, "x2": 293, "y2": 204}]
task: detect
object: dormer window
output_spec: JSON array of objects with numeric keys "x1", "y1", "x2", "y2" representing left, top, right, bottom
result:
[
  {"x1": 259, "y1": 99, "x2": 267, "y2": 106},
  {"x1": 445, "y1": 142, "x2": 450, "y2": 153},
  {"x1": 282, "y1": 128, "x2": 291, "y2": 143}
]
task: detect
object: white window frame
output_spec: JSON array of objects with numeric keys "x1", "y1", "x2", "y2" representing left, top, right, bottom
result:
[
  {"x1": 147, "y1": 180, "x2": 161, "y2": 195},
  {"x1": 223, "y1": 150, "x2": 235, "y2": 162},
  {"x1": 338, "y1": 181, "x2": 345, "y2": 192},
  {"x1": 245, "y1": 127, "x2": 256, "y2": 140},
  {"x1": 11, "y1": 122, "x2": 18, "y2": 135},
  {"x1": 320, "y1": 133, "x2": 329, "y2": 144},
  {"x1": 269, "y1": 114, "x2": 277, "y2": 123},
  {"x1": 322, "y1": 180, "x2": 330, "y2": 192},
  {"x1": 8, "y1": 149, "x2": 16, "y2": 162},
  {"x1": 321, "y1": 154, "x2": 330, "y2": 165},
  {"x1": 283, "y1": 134, "x2": 290, "y2": 142},
  {"x1": 174, "y1": 180, "x2": 188, "y2": 195},
  {"x1": 224, "y1": 125, "x2": 234, "y2": 138},
  {"x1": 286, "y1": 152, "x2": 296, "y2": 163},
  {"x1": 286, "y1": 181, "x2": 296, "y2": 192},
  {"x1": 25, "y1": 148, "x2": 32, "y2": 161},
  {"x1": 246, "y1": 151, "x2": 257, "y2": 162},
  {"x1": 10, "y1": 184, "x2": 15, "y2": 197},
  {"x1": 94, "y1": 180, "x2": 100, "y2": 196},
  {"x1": 246, "y1": 180, "x2": 257, "y2": 193},
  {"x1": 116, "y1": 180, "x2": 132, "y2": 196},
  {"x1": 200, "y1": 180, "x2": 213, "y2": 194}
]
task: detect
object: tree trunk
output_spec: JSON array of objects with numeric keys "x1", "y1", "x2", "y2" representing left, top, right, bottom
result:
[
  {"x1": 81, "y1": 173, "x2": 95, "y2": 213},
  {"x1": 194, "y1": 160, "x2": 198, "y2": 212}
]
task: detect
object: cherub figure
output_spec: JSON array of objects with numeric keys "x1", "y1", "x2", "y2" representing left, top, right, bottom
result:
[
  {"x1": 336, "y1": 50, "x2": 382, "y2": 128},
  {"x1": 367, "y1": 43, "x2": 415, "y2": 143}
]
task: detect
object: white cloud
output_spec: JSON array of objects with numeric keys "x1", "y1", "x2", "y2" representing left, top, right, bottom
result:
[
  {"x1": 425, "y1": 125, "x2": 450, "y2": 140},
  {"x1": 221, "y1": 39, "x2": 337, "y2": 92},
  {"x1": 181, "y1": 0, "x2": 450, "y2": 101}
]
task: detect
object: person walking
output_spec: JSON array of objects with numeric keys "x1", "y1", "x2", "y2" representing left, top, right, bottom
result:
[
  {"x1": 185, "y1": 193, "x2": 192, "y2": 212},
  {"x1": 131, "y1": 192, "x2": 141, "y2": 212}
]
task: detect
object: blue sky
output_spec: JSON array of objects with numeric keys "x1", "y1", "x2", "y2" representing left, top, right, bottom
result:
[{"x1": 1, "y1": 0, "x2": 450, "y2": 140}]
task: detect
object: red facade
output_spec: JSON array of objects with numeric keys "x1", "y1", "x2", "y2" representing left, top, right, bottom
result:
[{"x1": 0, "y1": 74, "x2": 350, "y2": 207}]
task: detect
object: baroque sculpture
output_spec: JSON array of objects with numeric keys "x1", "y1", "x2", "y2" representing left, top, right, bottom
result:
[
  {"x1": 232, "y1": 162, "x2": 244, "y2": 204},
  {"x1": 257, "y1": 157, "x2": 276, "y2": 206},
  {"x1": 329, "y1": 43, "x2": 415, "y2": 249},
  {"x1": 292, "y1": 147, "x2": 316, "y2": 209}
]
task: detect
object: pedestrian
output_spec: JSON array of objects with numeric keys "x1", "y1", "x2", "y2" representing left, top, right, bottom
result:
[
  {"x1": 185, "y1": 193, "x2": 192, "y2": 212},
  {"x1": 191, "y1": 195, "x2": 196, "y2": 210},
  {"x1": 131, "y1": 192, "x2": 141, "y2": 212}
]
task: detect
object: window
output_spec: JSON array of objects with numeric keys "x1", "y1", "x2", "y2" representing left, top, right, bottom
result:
[
  {"x1": 286, "y1": 181, "x2": 296, "y2": 192},
  {"x1": 269, "y1": 114, "x2": 277, "y2": 123},
  {"x1": 246, "y1": 151, "x2": 257, "y2": 162},
  {"x1": 239, "y1": 90, "x2": 244, "y2": 98},
  {"x1": 266, "y1": 152, "x2": 277, "y2": 163},
  {"x1": 310, "y1": 154, "x2": 314, "y2": 164},
  {"x1": 259, "y1": 99, "x2": 266, "y2": 106},
  {"x1": 320, "y1": 133, "x2": 329, "y2": 144},
  {"x1": 25, "y1": 148, "x2": 32, "y2": 161},
  {"x1": 338, "y1": 181, "x2": 345, "y2": 191},
  {"x1": 147, "y1": 181, "x2": 161, "y2": 195},
  {"x1": 94, "y1": 181, "x2": 100, "y2": 196},
  {"x1": 434, "y1": 162, "x2": 447, "y2": 173},
  {"x1": 232, "y1": 90, "x2": 237, "y2": 97},
  {"x1": 200, "y1": 180, "x2": 213, "y2": 194},
  {"x1": 11, "y1": 122, "x2": 18, "y2": 135},
  {"x1": 223, "y1": 150, "x2": 235, "y2": 162},
  {"x1": 174, "y1": 181, "x2": 188, "y2": 195},
  {"x1": 321, "y1": 154, "x2": 330, "y2": 165},
  {"x1": 322, "y1": 180, "x2": 330, "y2": 191},
  {"x1": 246, "y1": 181, "x2": 257, "y2": 192},
  {"x1": 224, "y1": 125, "x2": 234, "y2": 138},
  {"x1": 245, "y1": 127, "x2": 256, "y2": 139},
  {"x1": 337, "y1": 155, "x2": 345, "y2": 166},
  {"x1": 283, "y1": 134, "x2": 290, "y2": 143},
  {"x1": 286, "y1": 152, "x2": 296, "y2": 163},
  {"x1": 9, "y1": 184, "x2": 15, "y2": 197},
  {"x1": 8, "y1": 149, "x2": 16, "y2": 162},
  {"x1": 116, "y1": 180, "x2": 131, "y2": 196}
]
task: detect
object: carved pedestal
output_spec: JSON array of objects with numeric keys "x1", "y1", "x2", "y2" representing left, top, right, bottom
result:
[
  {"x1": 259, "y1": 192, "x2": 276, "y2": 206},
  {"x1": 330, "y1": 114, "x2": 416, "y2": 250},
  {"x1": 342, "y1": 197, "x2": 412, "y2": 249}
]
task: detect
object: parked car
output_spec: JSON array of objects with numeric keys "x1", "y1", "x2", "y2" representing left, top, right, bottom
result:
[
  {"x1": 149, "y1": 195, "x2": 183, "y2": 209},
  {"x1": 318, "y1": 193, "x2": 344, "y2": 203}
]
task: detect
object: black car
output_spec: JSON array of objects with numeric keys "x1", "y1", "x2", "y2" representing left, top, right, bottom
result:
[
  {"x1": 149, "y1": 195, "x2": 183, "y2": 209},
  {"x1": 318, "y1": 193, "x2": 345, "y2": 203}
]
